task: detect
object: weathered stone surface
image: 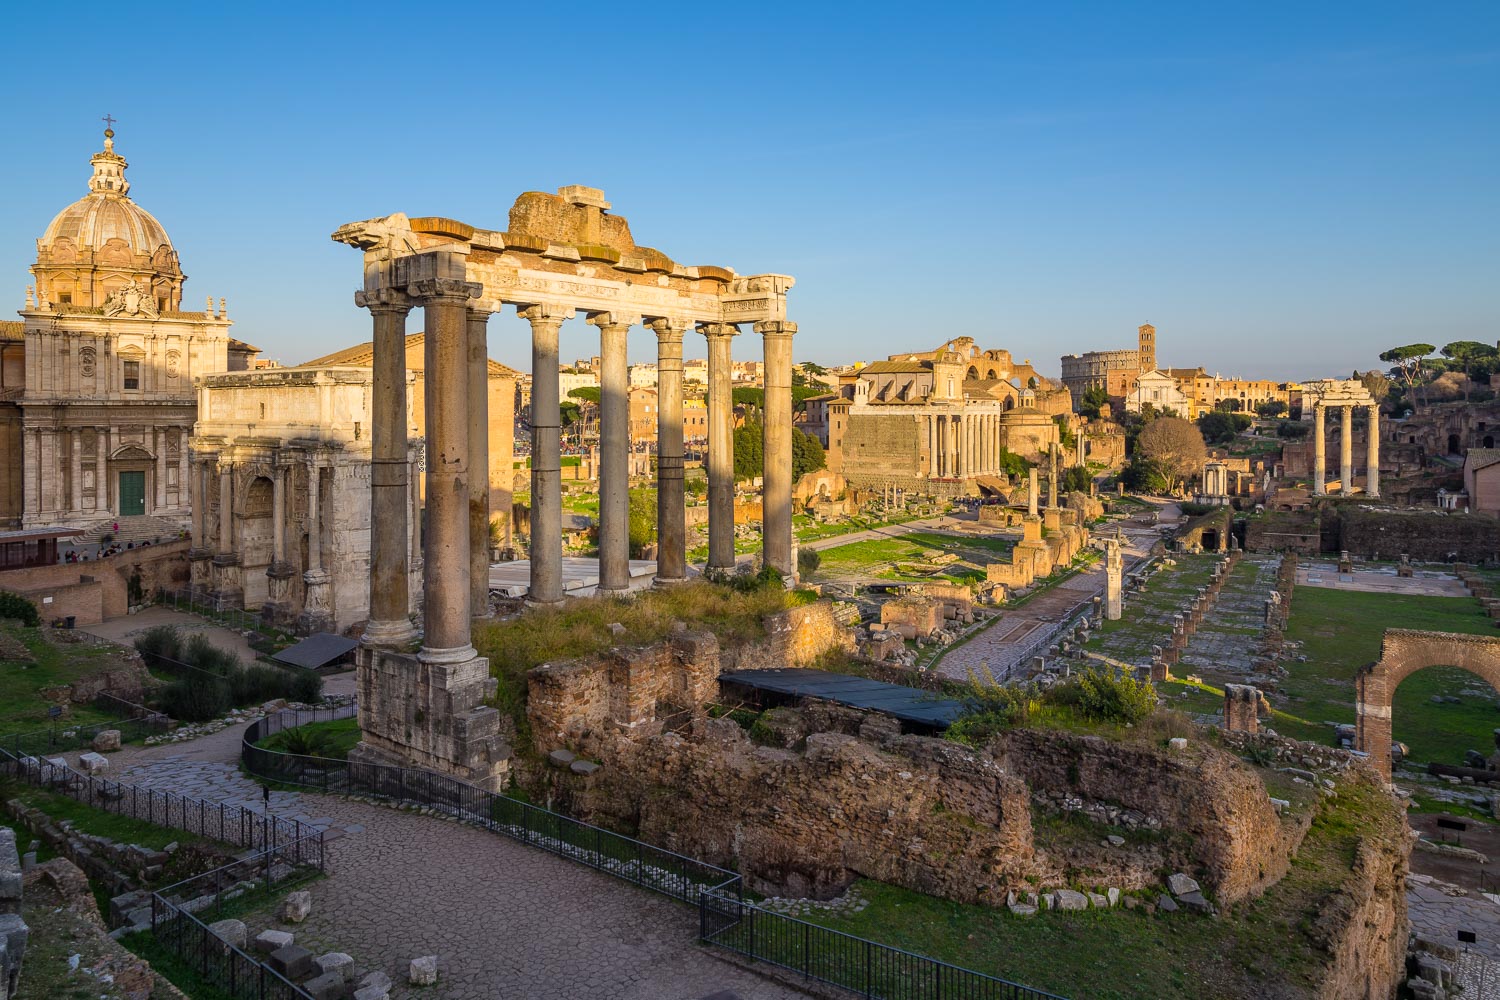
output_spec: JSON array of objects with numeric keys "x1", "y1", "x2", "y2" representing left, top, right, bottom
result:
[
  {"x1": 1086, "y1": 892, "x2": 1109, "y2": 909},
  {"x1": 547, "y1": 749, "x2": 576, "y2": 769},
  {"x1": 1167, "y1": 873, "x2": 1200, "y2": 897},
  {"x1": 357, "y1": 970, "x2": 393, "y2": 993},
  {"x1": 207, "y1": 918, "x2": 247, "y2": 950},
  {"x1": 353, "y1": 987, "x2": 389, "y2": 1000},
  {"x1": 1175, "y1": 889, "x2": 1216, "y2": 914},
  {"x1": 409, "y1": 954, "x2": 439, "y2": 985},
  {"x1": 92, "y1": 729, "x2": 122, "y2": 752},
  {"x1": 1158, "y1": 894, "x2": 1179, "y2": 912},
  {"x1": 279, "y1": 889, "x2": 312, "y2": 923},
  {"x1": 315, "y1": 951, "x2": 355, "y2": 981},
  {"x1": 568, "y1": 759, "x2": 600, "y2": 776},
  {"x1": 77, "y1": 751, "x2": 109, "y2": 774},
  {"x1": 1053, "y1": 889, "x2": 1089, "y2": 911},
  {"x1": 255, "y1": 928, "x2": 294, "y2": 953},
  {"x1": 270, "y1": 943, "x2": 315, "y2": 980},
  {"x1": 304, "y1": 970, "x2": 352, "y2": 1000}
]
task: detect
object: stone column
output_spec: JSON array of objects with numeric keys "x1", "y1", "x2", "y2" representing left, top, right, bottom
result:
[
  {"x1": 1048, "y1": 444, "x2": 1060, "y2": 508},
  {"x1": 95, "y1": 431, "x2": 108, "y2": 512},
  {"x1": 218, "y1": 466, "x2": 233, "y2": 557},
  {"x1": 211, "y1": 463, "x2": 242, "y2": 609},
  {"x1": 154, "y1": 429, "x2": 167, "y2": 512},
  {"x1": 701, "y1": 322, "x2": 739, "y2": 573},
  {"x1": 757, "y1": 321, "x2": 796, "y2": 577},
  {"x1": 1312, "y1": 404, "x2": 1326, "y2": 495},
  {"x1": 590, "y1": 312, "x2": 637, "y2": 596},
  {"x1": 297, "y1": 461, "x2": 333, "y2": 632},
  {"x1": 414, "y1": 276, "x2": 481, "y2": 653},
  {"x1": 177, "y1": 435, "x2": 189, "y2": 512},
  {"x1": 926, "y1": 415, "x2": 937, "y2": 478},
  {"x1": 523, "y1": 304, "x2": 571, "y2": 607},
  {"x1": 1028, "y1": 467, "x2": 1039, "y2": 516},
  {"x1": 1105, "y1": 535, "x2": 1123, "y2": 620},
  {"x1": 357, "y1": 289, "x2": 416, "y2": 647},
  {"x1": 272, "y1": 466, "x2": 286, "y2": 565},
  {"x1": 651, "y1": 318, "x2": 688, "y2": 585},
  {"x1": 1340, "y1": 405, "x2": 1354, "y2": 496},
  {"x1": 1366, "y1": 405, "x2": 1380, "y2": 497},
  {"x1": 70, "y1": 430, "x2": 82, "y2": 515},
  {"x1": 468, "y1": 307, "x2": 493, "y2": 617}
]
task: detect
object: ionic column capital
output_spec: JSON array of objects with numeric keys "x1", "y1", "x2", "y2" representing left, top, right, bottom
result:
[
  {"x1": 586, "y1": 311, "x2": 640, "y2": 331},
  {"x1": 753, "y1": 320, "x2": 798, "y2": 339},
  {"x1": 648, "y1": 317, "x2": 692, "y2": 342},
  {"x1": 519, "y1": 303, "x2": 574, "y2": 328},
  {"x1": 698, "y1": 322, "x2": 740, "y2": 340},
  {"x1": 467, "y1": 306, "x2": 495, "y2": 324},
  {"x1": 354, "y1": 288, "x2": 412, "y2": 315},
  {"x1": 408, "y1": 278, "x2": 482, "y2": 304}
]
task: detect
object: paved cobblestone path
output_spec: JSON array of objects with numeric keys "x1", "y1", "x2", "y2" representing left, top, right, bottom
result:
[{"x1": 88, "y1": 707, "x2": 806, "y2": 998}]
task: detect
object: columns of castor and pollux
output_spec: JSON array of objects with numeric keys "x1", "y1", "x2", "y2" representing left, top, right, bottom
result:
[
  {"x1": 1310, "y1": 401, "x2": 1380, "y2": 498},
  {"x1": 353, "y1": 277, "x2": 799, "y2": 668}
]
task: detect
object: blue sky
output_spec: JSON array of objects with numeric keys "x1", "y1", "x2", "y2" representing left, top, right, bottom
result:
[{"x1": 1, "y1": 2, "x2": 1495, "y2": 380}]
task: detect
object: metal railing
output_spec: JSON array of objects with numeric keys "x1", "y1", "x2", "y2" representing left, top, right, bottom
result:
[
  {"x1": 0, "y1": 710, "x2": 170, "y2": 759},
  {"x1": 243, "y1": 708, "x2": 1069, "y2": 998},
  {"x1": 701, "y1": 885, "x2": 1069, "y2": 1000},
  {"x1": 149, "y1": 835, "x2": 325, "y2": 1000},
  {"x1": 0, "y1": 748, "x2": 318, "y2": 859},
  {"x1": 158, "y1": 587, "x2": 265, "y2": 634}
]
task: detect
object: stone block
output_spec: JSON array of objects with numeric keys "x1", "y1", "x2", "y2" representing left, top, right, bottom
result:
[
  {"x1": 278, "y1": 890, "x2": 312, "y2": 923},
  {"x1": 1007, "y1": 902, "x2": 1037, "y2": 915},
  {"x1": 1175, "y1": 890, "x2": 1215, "y2": 914},
  {"x1": 316, "y1": 952, "x2": 355, "y2": 982},
  {"x1": 1168, "y1": 737, "x2": 1187, "y2": 751},
  {"x1": 1106, "y1": 888, "x2": 1120, "y2": 907},
  {"x1": 1157, "y1": 894, "x2": 1178, "y2": 912},
  {"x1": 254, "y1": 929, "x2": 295, "y2": 954},
  {"x1": 207, "y1": 918, "x2": 247, "y2": 950},
  {"x1": 358, "y1": 971, "x2": 393, "y2": 993},
  {"x1": 92, "y1": 729, "x2": 122, "y2": 752},
  {"x1": 409, "y1": 954, "x2": 439, "y2": 986},
  {"x1": 1040, "y1": 893, "x2": 1055, "y2": 910},
  {"x1": 547, "y1": 748, "x2": 576, "y2": 769},
  {"x1": 270, "y1": 943, "x2": 315, "y2": 980},
  {"x1": 1166, "y1": 873, "x2": 1200, "y2": 897},
  {"x1": 354, "y1": 987, "x2": 390, "y2": 1000},
  {"x1": 304, "y1": 970, "x2": 352, "y2": 1000},
  {"x1": 1086, "y1": 892, "x2": 1109, "y2": 909},
  {"x1": 1053, "y1": 889, "x2": 1089, "y2": 911},
  {"x1": 569, "y1": 759, "x2": 600, "y2": 776},
  {"x1": 78, "y1": 751, "x2": 109, "y2": 774}
]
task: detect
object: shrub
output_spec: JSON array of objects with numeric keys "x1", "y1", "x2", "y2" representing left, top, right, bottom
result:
[
  {"x1": 156, "y1": 675, "x2": 231, "y2": 722},
  {"x1": 287, "y1": 668, "x2": 323, "y2": 704},
  {"x1": 1044, "y1": 668, "x2": 1157, "y2": 725},
  {"x1": 134, "y1": 625, "x2": 182, "y2": 665},
  {"x1": 797, "y1": 548, "x2": 821, "y2": 576},
  {"x1": 0, "y1": 591, "x2": 40, "y2": 627},
  {"x1": 1276, "y1": 421, "x2": 1310, "y2": 439}
]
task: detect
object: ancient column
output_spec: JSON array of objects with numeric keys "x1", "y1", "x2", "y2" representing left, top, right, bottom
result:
[
  {"x1": 590, "y1": 312, "x2": 636, "y2": 596},
  {"x1": 1105, "y1": 534, "x2": 1123, "y2": 620},
  {"x1": 95, "y1": 431, "x2": 108, "y2": 512},
  {"x1": 211, "y1": 462, "x2": 242, "y2": 609},
  {"x1": 523, "y1": 304, "x2": 571, "y2": 607},
  {"x1": 468, "y1": 307, "x2": 493, "y2": 616},
  {"x1": 651, "y1": 319, "x2": 688, "y2": 585},
  {"x1": 1048, "y1": 444, "x2": 1060, "y2": 508},
  {"x1": 757, "y1": 321, "x2": 796, "y2": 577},
  {"x1": 701, "y1": 322, "x2": 739, "y2": 573},
  {"x1": 1028, "y1": 467, "x2": 1039, "y2": 516},
  {"x1": 271, "y1": 466, "x2": 285, "y2": 565},
  {"x1": 1340, "y1": 405, "x2": 1354, "y2": 496},
  {"x1": 927, "y1": 415, "x2": 938, "y2": 478},
  {"x1": 70, "y1": 430, "x2": 82, "y2": 514},
  {"x1": 177, "y1": 435, "x2": 189, "y2": 512},
  {"x1": 414, "y1": 275, "x2": 481, "y2": 653},
  {"x1": 154, "y1": 429, "x2": 167, "y2": 511},
  {"x1": 218, "y1": 466, "x2": 233, "y2": 557},
  {"x1": 1366, "y1": 405, "x2": 1380, "y2": 497},
  {"x1": 357, "y1": 289, "x2": 416, "y2": 647},
  {"x1": 1312, "y1": 404, "x2": 1326, "y2": 495},
  {"x1": 297, "y1": 460, "x2": 333, "y2": 632}
]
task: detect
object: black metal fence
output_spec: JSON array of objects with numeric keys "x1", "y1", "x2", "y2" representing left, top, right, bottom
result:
[
  {"x1": 0, "y1": 710, "x2": 170, "y2": 759},
  {"x1": 149, "y1": 835, "x2": 325, "y2": 1000},
  {"x1": 0, "y1": 748, "x2": 318, "y2": 860},
  {"x1": 158, "y1": 586, "x2": 265, "y2": 634},
  {"x1": 243, "y1": 708, "x2": 1070, "y2": 998}
]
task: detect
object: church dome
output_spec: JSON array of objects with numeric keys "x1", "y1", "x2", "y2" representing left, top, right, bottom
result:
[{"x1": 38, "y1": 129, "x2": 173, "y2": 255}]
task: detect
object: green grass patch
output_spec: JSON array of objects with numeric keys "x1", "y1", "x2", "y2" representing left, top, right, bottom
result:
[
  {"x1": 1277, "y1": 586, "x2": 1497, "y2": 763},
  {"x1": 0, "y1": 625, "x2": 135, "y2": 735},
  {"x1": 6, "y1": 783, "x2": 211, "y2": 852}
]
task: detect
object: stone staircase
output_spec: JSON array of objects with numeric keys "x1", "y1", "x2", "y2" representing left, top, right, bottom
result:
[{"x1": 72, "y1": 515, "x2": 187, "y2": 547}]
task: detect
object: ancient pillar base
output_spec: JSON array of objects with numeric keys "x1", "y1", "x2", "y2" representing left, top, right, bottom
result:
[
  {"x1": 524, "y1": 596, "x2": 565, "y2": 612},
  {"x1": 356, "y1": 646, "x2": 510, "y2": 792},
  {"x1": 209, "y1": 554, "x2": 243, "y2": 611},
  {"x1": 297, "y1": 569, "x2": 333, "y2": 635},
  {"x1": 652, "y1": 573, "x2": 690, "y2": 588},
  {"x1": 361, "y1": 618, "x2": 418, "y2": 650},
  {"x1": 596, "y1": 585, "x2": 632, "y2": 600}
]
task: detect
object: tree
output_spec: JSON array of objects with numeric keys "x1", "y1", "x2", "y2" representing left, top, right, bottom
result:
[
  {"x1": 1121, "y1": 456, "x2": 1169, "y2": 494},
  {"x1": 731, "y1": 422, "x2": 826, "y2": 483},
  {"x1": 1357, "y1": 370, "x2": 1391, "y2": 405},
  {"x1": 1061, "y1": 466, "x2": 1091, "y2": 493},
  {"x1": 1197, "y1": 410, "x2": 1251, "y2": 445},
  {"x1": 1135, "y1": 416, "x2": 1207, "y2": 493},
  {"x1": 791, "y1": 429, "x2": 826, "y2": 482},
  {"x1": 568, "y1": 386, "x2": 601, "y2": 405},
  {"x1": 1255, "y1": 399, "x2": 1288, "y2": 418},
  {"x1": 998, "y1": 449, "x2": 1031, "y2": 478},
  {"x1": 1078, "y1": 386, "x2": 1109, "y2": 419},
  {"x1": 1214, "y1": 398, "x2": 1244, "y2": 412},
  {"x1": 1053, "y1": 415, "x2": 1076, "y2": 451},
  {"x1": 627, "y1": 488, "x2": 656, "y2": 558},
  {"x1": 1440, "y1": 341, "x2": 1499, "y2": 401},
  {"x1": 1379, "y1": 344, "x2": 1436, "y2": 404}
]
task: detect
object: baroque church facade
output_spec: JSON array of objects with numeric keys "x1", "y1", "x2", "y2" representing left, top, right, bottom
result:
[{"x1": 0, "y1": 127, "x2": 256, "y2": 529}]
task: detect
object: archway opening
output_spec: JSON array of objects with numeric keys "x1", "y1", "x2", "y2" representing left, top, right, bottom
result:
[
  {"x1": 1486, "y1": 436, "x2": 1495, "y2": 449},
  {"x1": 1448, "y1": 434, "x2": 1461, "y2": 455}
]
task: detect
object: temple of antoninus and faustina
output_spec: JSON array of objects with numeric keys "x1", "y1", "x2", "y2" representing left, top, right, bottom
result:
[{"x1": 332, "y1": 186, "x2": 794, "y2": 787}]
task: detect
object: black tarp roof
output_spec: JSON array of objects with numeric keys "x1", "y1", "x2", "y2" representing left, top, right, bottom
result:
[
  {"x1": 272, "y1": 633, "x2": 358, "y2": 669},
  {"x1": 717, "y1": 668, "x2": 967, "y2": 729}
]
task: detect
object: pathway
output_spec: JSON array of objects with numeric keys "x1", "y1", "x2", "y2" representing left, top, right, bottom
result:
[
  {"x1": 75, "y1": 709, "x2": 806, "y2": 999},
  {"x1": 82, "y1": 606, "x2": 262, "y2": 663}
]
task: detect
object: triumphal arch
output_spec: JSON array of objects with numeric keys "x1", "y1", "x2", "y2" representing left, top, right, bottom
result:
[{"x1": 333, "y1": 186, "x2": 795, "y2": 787}]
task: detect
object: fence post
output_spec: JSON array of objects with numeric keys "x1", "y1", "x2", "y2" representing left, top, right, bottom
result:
[{"x1": 865, "y1": 938, "x2": 873, "y2": 1000}]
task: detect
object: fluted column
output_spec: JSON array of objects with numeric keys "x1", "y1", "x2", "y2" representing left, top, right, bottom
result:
[
  {"x1": 523, "y1": 304, "x2": 571, "y2": 607},
  {"x1": 1340, "y1": 405, "x2": 1354, "y2": 496},
  {"x1": 701, "y1": 323, "x2": 739, "y2": 573},
  {"x1": 590, "y1": 312, "x2": 637, "y2": 595},
  {"x1": 95, "y1": 431, "x2": 108, "y2": 512},
  {"x1": 357, "y1": 289, "x2": 416, "y2": 647},
  {"x1": 154, "y1": 429, "x2": 167, "y2": 512},
  {"x1": 1366, "y1": 405, "x2": 1380, "y2": 497},
  {"x1": 70, "y1": 430, "x2": 82, "y2": 514},
  {"x1": 757, "y1": 321, "x2": 796, "y2": 577},
  {"x1": 651, "y1": 319, "x2": 688, "y2": 585},
  {"x1": 305, "y1": 463, "x2": 322, "y2": 573},
  {"x1": 1313, "y1": 404, "x2": 1326, "y2": 495},
  {"x1": 218, "y1": 466, "x2": 234, "y2": 556},
  {"x1": 468, "y1": 307, "x2": 493, "y2": 618},
  {"x1": 927, "y1": 415, "x2": 938, "y2": 477},
  {"x1": 413, "y1": 275, "x2": 482, "y2": 656},
  {"x1": 272, "y1": 466, "x2": 285, "y2": 564}
]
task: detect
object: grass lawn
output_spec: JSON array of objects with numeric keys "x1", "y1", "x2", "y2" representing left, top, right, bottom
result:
[
  {"x1": 255, "y1": 716, "x2": 361, "y2": 759},
  {"x1": 1276, "y1": 586, "x2": 1497, "y2": 764},
  {"x1": 801, "y1": 775, "x2": 1399, "y2": 1000},
  {"x1": 4, "y1": 783, "x2": 210, "y2": 852},
  {"x1": 1080, "y1": 555, "x2": 1218, "y2": 662},
  {"x1": 0, "y1": 624, "x2": 134, "y2": 735}
]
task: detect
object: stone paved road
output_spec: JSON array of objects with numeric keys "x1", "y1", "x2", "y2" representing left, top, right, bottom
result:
[
  {"x1": 1409, "y1": 879, "x2": 1500, "y2": 964},
  {"x1": 88, "y1": 708, "x2": 808, "y2": 999}
]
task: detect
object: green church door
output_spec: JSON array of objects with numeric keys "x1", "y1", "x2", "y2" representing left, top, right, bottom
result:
[{"x1": 118, "y1": 471, "x2": 146, "y2": 516}]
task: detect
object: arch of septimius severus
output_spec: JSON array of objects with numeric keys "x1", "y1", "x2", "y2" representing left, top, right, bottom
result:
[
  {"x1": 1302, "y1": 378, "x2": 1379, "y2": 497},
  {"x1": 333, "y1": 186, "x2": 794, "y2": 786}
]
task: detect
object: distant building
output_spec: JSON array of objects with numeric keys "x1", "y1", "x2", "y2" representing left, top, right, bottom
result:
[
  {"x1": 1464, "y1": 449, "x2": 1500, "y2": 518},
  {"x1": 1060, "y1": 324, "x2": 1156, "y2": 406},
  {"x1": 1125, "y1": 370, "x2": 1201, "y2": 418}
]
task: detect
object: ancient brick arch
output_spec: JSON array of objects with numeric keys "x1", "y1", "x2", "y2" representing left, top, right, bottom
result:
[{"x1": 1356, "y1": 629, "x2": 1500, "y2": 778}]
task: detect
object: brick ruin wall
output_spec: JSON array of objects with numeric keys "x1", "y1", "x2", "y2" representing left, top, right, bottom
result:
[
  {"x1": 0, "y1": 540, "x2": 190, "y2": 625},
  {"x1": 1247, "y1": 507, "x2": 1500, "y2": 562}
]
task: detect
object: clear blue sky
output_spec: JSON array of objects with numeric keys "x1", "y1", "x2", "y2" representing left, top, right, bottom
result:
[{"x1": 2, "y1": 2, "x2": 1495, "y2": 381}]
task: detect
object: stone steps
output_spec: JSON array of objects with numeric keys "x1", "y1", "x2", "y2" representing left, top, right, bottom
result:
[{"x1": 73, "y1": 515, "x2": 185, "y2": 547}]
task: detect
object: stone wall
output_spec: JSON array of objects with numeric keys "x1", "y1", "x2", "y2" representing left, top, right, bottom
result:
[
  {"x1": 720, "y1": 599, "x2": 857, "y2": 672},
  {"x1": 992, "y1": 729, "x2": 1291, "y2": 904},
  {"x1": 1245, "y1": 511, "x2": 1322, "y2": 554},
  {"x1": 0, "y1": 539, "x2": 189, "y2": 625},
  {"x1": 1335, "y1": 507, "x2": 1500, "y2": 563},
  {"x1": 0, "y1": 828, "x2": 25, "y2": 998}
]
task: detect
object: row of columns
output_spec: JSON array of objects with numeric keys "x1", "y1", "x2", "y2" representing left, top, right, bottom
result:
[
  {"x1": 357, "y1": 275, "x2": 797, "y2": 668},
  {"x1": 22, "y1": 426, "x2": 189, "y2": 517},
  {"x1": 1311, "y1": 403, "x2": 1380, "y2": 497},
  {"x1": 926, "y1": 411, "x2": 1005, "y2": 479}
]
